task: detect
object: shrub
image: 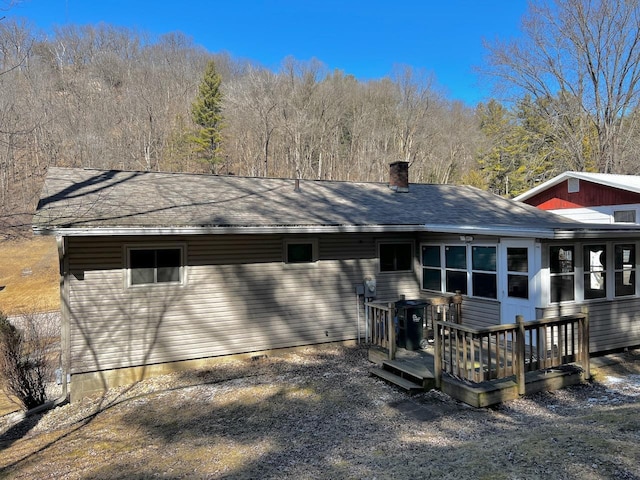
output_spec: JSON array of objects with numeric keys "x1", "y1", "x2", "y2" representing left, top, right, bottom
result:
[{"x1": 0, "y1": 310, "x2": 58, "y2": 410}]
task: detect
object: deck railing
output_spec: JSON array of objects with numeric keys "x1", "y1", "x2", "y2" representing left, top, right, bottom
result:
[
  {"x1": 434, "y1": 308, "x2": 590, "y2": 393},
  {"x1": 364, "y1": 301, "x2": 396, "y2": 360}
]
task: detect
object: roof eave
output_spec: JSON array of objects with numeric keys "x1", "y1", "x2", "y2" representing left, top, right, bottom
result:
[
  {"x1": 32, "y1": 224, "x2": 429, "y2": 236},
  {"x1": 551, "y1": 227, "x2": 640, "y2": 240},
  {"x1": 423, "y1": 224, "x2": 558, "y2": 239}
]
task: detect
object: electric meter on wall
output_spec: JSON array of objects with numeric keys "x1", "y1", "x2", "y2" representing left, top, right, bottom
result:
[{"x1": 363, "y1": 277, "x2": 376, "y2": 298}]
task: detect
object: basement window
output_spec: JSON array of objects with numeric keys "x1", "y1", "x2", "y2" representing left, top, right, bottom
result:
[{"x1": 127, "y1": 246, "x2": 184, "y2": 286}]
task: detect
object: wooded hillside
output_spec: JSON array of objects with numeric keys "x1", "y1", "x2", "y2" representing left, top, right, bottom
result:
[{"x1": 3, "y1": 0, "x2": 640, "y2": 237}]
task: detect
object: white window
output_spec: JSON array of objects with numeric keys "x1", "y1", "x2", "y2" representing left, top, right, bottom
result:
[
  {"x1": 549, "y1": 246, "x2": 575, "y2": 303},
  {"x1": 421, "y1": 245, "x2": 442, "y2": 290},
  {"x1": 615, "y1": 244, "x2": 636, "y2": 297},
  {"x1": 583, "y1": 244, "x2": 607, "y2": 300},
  {"x1": 567, "y1": 178, "x2": 580, "y2": 193},
  {"x1": 445, "y1": 245, "x2": 467, "y2": 294},
  {"x1": 549, "y1": 242, "x2": 637, "y2": 303},
  {"x1": 614, "y1": 210, "x2": 636, "y2": 223},
  {"x1": 127, "y1": 246, "x2": 185, "y2": 287},
  {"x1": 472, "y1": 246, "x2": 497, "y2": 299},
  {"x1": 506, "y1": 247, "x2": 528, "y2": 299},
  {"x1": 421, "y1": 244, "x2": 497, "y2": 299}
]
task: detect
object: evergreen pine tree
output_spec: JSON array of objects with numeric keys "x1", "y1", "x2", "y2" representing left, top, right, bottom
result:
[{"x1": 191, "y1": 60, "x2": 224, "y2": 173}]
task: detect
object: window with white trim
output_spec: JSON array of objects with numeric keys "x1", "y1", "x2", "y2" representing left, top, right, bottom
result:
[
  {"x1": 614, "y1": 210, "x2": 636, "y2": 223},
  {"x1": 615, "y1": 244, "x2": 636, "y2": 297},
  {"x1": 506, "y1": 247, "x2": 528, "y2": 299},
  {"x1": 421, "y1": 244, "x2": 497, "y2": 298},
  {"x1": 128, "y1": 246, "x2": 184, "y2": 286},
  {"x1": 379, "y1": 242, "x2": 413, "y2": 272},
  {"x1": 549, "y1": 246, "x2": 575, "y2": 303},
  {"x1": 471, "y1": 246, "x2": 497, "y2": 299},
  {"x1": 584, "y1": 244, "x2": 606, "y2": 300},
  {"x1": 549, "y1": 242, "x2": 638, "y2": 303},
  {"x1": 421, "y1": 245, "x2": 441, "y2": 290},
  {"x1": 445, "y1": 245, "x2": 467, "y2": 294}
]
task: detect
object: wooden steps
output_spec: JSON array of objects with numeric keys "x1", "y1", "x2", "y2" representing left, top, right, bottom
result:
[
  {"x1": 369, "y1": 356, "x2": 436, "y2": 393},
  {"x1": 368, "y1": 347, "x2": 585, "y2": 407},
  {"x1": 369, "y1": 366, "x2": 425, "y2": 393}
]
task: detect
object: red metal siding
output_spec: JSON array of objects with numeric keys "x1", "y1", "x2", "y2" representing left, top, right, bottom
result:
[{"x1": 523, "y1": 179, "x2": 640, "y2": 210}]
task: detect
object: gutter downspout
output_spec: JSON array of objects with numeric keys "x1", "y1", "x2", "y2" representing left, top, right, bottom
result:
[{"x1": 56, "y1": 235, "x2": 70, "y2": 405}]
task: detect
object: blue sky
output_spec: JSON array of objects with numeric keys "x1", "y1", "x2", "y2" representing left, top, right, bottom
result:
[{"x1": 12, "y1": 0, "x2": 528, "y2": 105}]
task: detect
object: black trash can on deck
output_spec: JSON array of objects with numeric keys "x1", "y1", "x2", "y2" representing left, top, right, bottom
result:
[{"x1": 396, "y1": 299, "x2": 428, "y2": 351}]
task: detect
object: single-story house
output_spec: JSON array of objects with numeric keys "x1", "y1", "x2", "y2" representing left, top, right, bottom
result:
[
  {"x1": 515, "y1": 171, "x2": 640, "y2": 224},
  {"x1": 33, "y1": 163, "x2": 640, "y2": 401}
]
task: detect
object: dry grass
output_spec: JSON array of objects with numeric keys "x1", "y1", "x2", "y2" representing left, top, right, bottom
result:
[
  {"x1": 0, "y1": 391, "x2": 20, "y2": 418},
  {"x1": 0, "y1": 236, "x2": 59, "y2": 315},
  {"x1": 0, "y1": 237, "x2": 60, "y2": 416},
  {"x1": 0, "y1": 346, "x2": 639, "y2": 480}
]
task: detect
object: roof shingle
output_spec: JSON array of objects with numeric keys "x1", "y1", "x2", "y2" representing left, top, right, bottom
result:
[{"x1": 33, "y1": 167, "x2": 579, "y2": 234}]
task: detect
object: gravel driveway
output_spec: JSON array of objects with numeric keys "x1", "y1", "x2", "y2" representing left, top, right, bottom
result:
[{"x1": 1, "y1": 345, "x2": 639, "y2": 479}]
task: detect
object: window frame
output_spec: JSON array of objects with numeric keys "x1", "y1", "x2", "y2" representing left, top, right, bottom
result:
[
  {"x1": 284, "y1": 238, "x2": 319, "y2": 264},
  {"x1": 614, "y1": 243, "x2": 636, "y2": 297},
  {"x1": 505, "y1": 246, "x2": 529, "y2": 300},
  {"x1": 548, "y1": 241, "x2": 639, "y2": 304},
  {"x1": 125, "y1": 244, "x2": 186, "y2": 288},
  {"x1": 548, "y1": 245, "x2": 576, "y2": 304},
  {"x1": 471, "y1": 245, "x2": 497, "y2": 299},
  {"x1": 378, "y1": 241, "x2": 414, "y2": 273},
  {"x1": 613, "y1": 210, "x2": 636, "y2": 224},
  {"x1": 421, "y1": 244, "x2": 442, "y2": 291},
  {"x1": 583, "y1": 244, "x2": 607, "y2": 300},
  {"x1": 420, "y1": 243, "x2": 498, "y2": 299}
]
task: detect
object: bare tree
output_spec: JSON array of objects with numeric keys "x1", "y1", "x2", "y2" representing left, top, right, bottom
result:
[
  {"x1": 485, "y1": 0, "x2": 640, "y2": 173},
  {"x1": 0, "y1": 310, "x2": 60, "y2": 410}
]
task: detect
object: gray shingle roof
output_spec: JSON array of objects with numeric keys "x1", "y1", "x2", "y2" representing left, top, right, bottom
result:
[{"x1": 33, "y1": 167, "x2": 580, "y2": 235}]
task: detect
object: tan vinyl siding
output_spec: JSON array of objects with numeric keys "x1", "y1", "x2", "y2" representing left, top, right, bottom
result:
[
  {"x1": 66, "y1": 234, "x2": 419, "y2": 374},
  {"x1": 537, "y1": 298, "x2": 640, "y2": 354},
  {"x1": 459, "y1": 297, "x2": 501, "y2": 328}
]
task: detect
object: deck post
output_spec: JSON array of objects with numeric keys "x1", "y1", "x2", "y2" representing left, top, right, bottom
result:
[
  {"x1": 388, "y1": 302, "x2": 396, "y2": 360},
  {"x1": 434, "y1": 321, "x2": 442, "y2": 389},
  {"x1": 581, "y1": 306, "x2": 590, "y2": 380},
  {"x1": 516, "y1": 315, "x2": 526, "y2": 396}
]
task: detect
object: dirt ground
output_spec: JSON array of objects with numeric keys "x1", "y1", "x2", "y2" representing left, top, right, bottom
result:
[{"x1": 0, "y1": 345, "x2": 639, "y2": 480}]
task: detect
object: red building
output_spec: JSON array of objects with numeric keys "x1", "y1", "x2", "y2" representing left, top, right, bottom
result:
[{"x1": 515, "y1": 172, "x2": 640, "y2": 224}]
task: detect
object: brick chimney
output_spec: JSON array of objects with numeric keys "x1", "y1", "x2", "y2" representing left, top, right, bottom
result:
[{"x1": 389, "y1": 161, "x2": 409, "y2": 192}]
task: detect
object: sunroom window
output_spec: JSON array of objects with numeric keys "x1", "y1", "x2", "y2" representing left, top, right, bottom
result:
[
  {"x1": 549, "y1": 246, "x2": 575, "y2": 303},
  {"x1": 584, "y1": 245, "x2": 607, "y2": 300},
  {"x1": 421, "y1": 245, "x2": 441, "y2": 290},
  {"x1": 507, "y1": 247, "x2": 528, "y2": 299},
  {"x1": 615, "y1": 244, "x2": 636, "y2": 297},
  {"x1": 471, "y1": 246, "x2": 497, "y2": 299},
  {"x1": 445, "y1": 245, "x2": 467, "y2": 294}
]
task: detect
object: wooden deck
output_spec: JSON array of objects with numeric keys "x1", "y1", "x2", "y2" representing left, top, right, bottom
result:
[
  {"x1": 369, "y1": 346, "x2": 585, "y2": 407},
  {"x1": 365, "y1": 300, "x2": 590, "y2": 407}
]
